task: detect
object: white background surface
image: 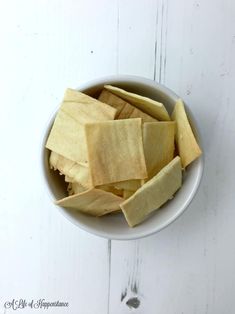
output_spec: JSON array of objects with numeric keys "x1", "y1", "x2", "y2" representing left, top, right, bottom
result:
[{"x1": 0, "y1": 0, "x2": 235, "y2": 313}]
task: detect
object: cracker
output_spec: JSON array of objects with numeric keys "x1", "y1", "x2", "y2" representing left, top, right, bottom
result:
[
  {"x1": 98, "y1": 89, "x2": 157, "y2": 122},
  {"x1": 85, "y1": 118, "x2": 147, "y2": 186},
  {"x1": 171, "y1": 99, "x2": 202, "y2": 168},
  {"x1": 143, "y1": 122, "x2": 175, "y2": 179},
  {"x1": 123, "y1": 190, "x2": 135, "y2": 200},
  {"x1": 98, "y1": 89, "x2": 126, "y2": 117},
  {"x1": 112, "y1": 179, "x2": 141, "y2": 191},
  {"x1": 67, "y1": 182, "x2": 87, "y2": 195},
  {"x1": 50, "y1": 151, "x2": 75, "y2": 172},
  {"x1": 46, "y1": 110, "x2": 87, "y2": 163},
  {"x1": 46, "y1": 91, "x2": 117, "y2": 163},
  {"x1": 65, "y1": 175, "x2": 73, "y2": 182},
  {"x1": 66, "y1": 163, "x2": 91, "y2": 187},
  {"x1": 120, "y1": 156, "x2": 182, "y2": 227},
  {"x1": 104, "y1": 85, "x2": 170, "y2": 121},
  {"x1": 56, "y1": 188, "x2": 124, "y2": 216},
  {"x1": 62, "y1": 91, "x2": 116, "y2": 122},
  {"x1": 49, "y1": 152, "x2": 92, "y2": 188},
  {"x1": 129, "y1": 107, "x2": 157, "y2": 122},
  {"x1": 98, "y1": 185, "x2": 123, "y2": 197}
]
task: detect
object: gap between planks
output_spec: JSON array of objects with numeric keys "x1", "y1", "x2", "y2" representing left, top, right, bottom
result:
[
  {"x1": 107, "y1": 0, "x2": 169, "y2": 312},
  {"x1": 154, "y1": 0, "x2": 168, "y2": 84}
]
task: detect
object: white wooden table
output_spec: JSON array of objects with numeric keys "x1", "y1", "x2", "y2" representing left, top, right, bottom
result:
[{"x1": 1, "y1": 1, "x2": 235, "y2": 313}]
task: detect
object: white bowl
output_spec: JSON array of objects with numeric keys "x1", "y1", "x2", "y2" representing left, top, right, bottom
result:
[{"x1": 41, "y1": 75, "x2": 204, "y2": 240}]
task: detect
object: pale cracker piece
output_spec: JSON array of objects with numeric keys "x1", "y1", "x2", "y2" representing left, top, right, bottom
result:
[
  {"x1": 63, "y1": 88, "x2": 117, "y2": 119},
  {"x1": 112, "y1": 179, "x2": 141, "y2": 192},
  {"x1": 46, "y1": 110, "x2": 87, "y2": 163},
  {"x1": 120, "y1": 156, "x2": 182, "y2": 227},
  {"x1": 56, "y1": 188, "x2": 124, "y2": 216},
  {"x1": 98, "y1": 89, "x2": 157, "y2": 122},
  {"x1": 66, "y1": 163, "x2": 92, "y2": 188},
  {"x1": 171, "y1": 99, "x2": 202, "y2": 168},
  {"x1": 71, "y1": 182, "x2": 88, "y2": 194},
  {"x1": 129, "y1": 108, "x2": 157, "y2": 122},
  {"x1": 143, "y1": 122, "x2": 175, "y2": 179},
  {"x1": 117, "y1": 102, "x2": 135, "y2": 119},
  {"x1": 67, "y1": 182, "x2": 87, "y2": 196},
  {"x1": 98, "y1": 185, "x2": 123, "y2": 197},
  {"x1": 98, "y1": 89, "x2": 134, "y2": 119},
  {"x1": 62, "y1": 92, "x2": 116, "y2": 123},
  {"x1": 46, "y1": 90, "x2": 117, "y2": 163},
  {"x1": 85, "y1": 118, "x2": 147, "y2": 186},
  {"x1": 65, "y1": 175, "x2": 73, "y2": 182},
  {"x1": 49, "y1": 152, "x2": 92, "y2": 188},
  {"x1": 49, "y1": 151, "x2": 60, "y2": 170},
  {"x1": 49, "y1": 151, "x2": 75, "y2": 173},
  {"x1": 104, "y1": 85, "x2": 170, "y2": 121},
  {"x1": 98, "y1": 89, "x2": 125, "y2": 117},
  {"x1": 98, "y1": 180, "x2": 140, "y2": 194},
  {"x1": 123, "y1": 190, "x2": 135, "y2": 200}
]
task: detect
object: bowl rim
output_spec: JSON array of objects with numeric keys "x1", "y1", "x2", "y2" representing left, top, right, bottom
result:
[{"x1": 40, "y1": 74, "x2": 204, "y2": 240}]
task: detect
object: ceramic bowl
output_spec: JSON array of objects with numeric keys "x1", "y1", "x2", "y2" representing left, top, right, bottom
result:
[{"x1": 41, "y1": 75, "x2": 203, "y2": 240}]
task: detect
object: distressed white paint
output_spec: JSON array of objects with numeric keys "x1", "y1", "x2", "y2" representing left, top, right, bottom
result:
[
  {"x1": 0, "y1": 1, "x2": 116, "y2": 313},
  {"x1": 110, "y1": 0, "x2": 235, "y2": 314},
  {"x1": 1, "y1": 0, "x2": 235, "y2": 314}
]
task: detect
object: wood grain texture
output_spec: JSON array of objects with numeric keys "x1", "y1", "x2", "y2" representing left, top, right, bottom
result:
[
  {"x1": 117, "y1": 0, "x2": 157, "y2": 78},
  {"x1": 0, "y1": 0, "x2": 118, "y2": 313},
  {"x1": 110, "y1": 0, "x2": 235, "y2": 314}
]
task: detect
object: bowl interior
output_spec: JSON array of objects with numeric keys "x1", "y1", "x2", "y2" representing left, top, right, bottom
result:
[{"x1": 42, "y1": 76, "x2": 203, "y2": 240}]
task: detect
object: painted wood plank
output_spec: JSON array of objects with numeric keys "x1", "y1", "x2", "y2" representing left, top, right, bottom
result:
[
  {"x1": 109, "y1": 0, "x2": 235, "y2": 314},
  {"x1": 109, "y1": 0, "x2": 159, "y2": 313},
  {"x1": 154, "y1": 0, "x2": 168, "y2": 83},
  {"x1": 117, "y1": 0, "x2": 157, "y2": 78},
  {"x1": 0, "y1": 1, "x2": 119, "y2": 313}
]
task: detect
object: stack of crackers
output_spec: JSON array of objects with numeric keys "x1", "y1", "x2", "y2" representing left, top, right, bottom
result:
[{"x1": 46, "y1": 85, "x2": 202, "y2": 227}]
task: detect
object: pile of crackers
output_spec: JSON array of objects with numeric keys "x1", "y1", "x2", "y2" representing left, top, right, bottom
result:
[{"x1": 46, "y1": 85, "x2": 202, "y2": 227}]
